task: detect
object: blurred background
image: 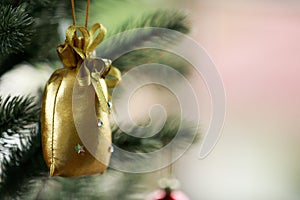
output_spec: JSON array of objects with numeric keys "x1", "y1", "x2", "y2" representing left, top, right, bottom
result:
[
  {"x1": 174, "y1": 0, "x2": 300, "y2": 199},
  {"x1": 1, "y1": 0, "x2": 300, "y2": 199}
]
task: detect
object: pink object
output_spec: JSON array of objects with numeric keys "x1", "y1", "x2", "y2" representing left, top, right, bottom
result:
[{"x1": 147, "y1": 189, "x2": 189, "y2": 200}]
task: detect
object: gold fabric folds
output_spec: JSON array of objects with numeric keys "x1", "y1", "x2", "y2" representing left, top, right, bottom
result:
[{"x1": 41, "y1": 24, "x2": 120, "y2": 177}]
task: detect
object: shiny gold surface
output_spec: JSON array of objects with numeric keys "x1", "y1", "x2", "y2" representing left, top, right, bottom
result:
[
  {"x1": 41, "y1": 23, "x2": 120, "y2": 177},
  {"x1": 41, "y1": 67, "x2": 111, "y2": 177}
]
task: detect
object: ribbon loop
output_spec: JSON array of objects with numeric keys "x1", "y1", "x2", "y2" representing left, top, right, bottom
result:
[
  {"x1": 57, "y1": 23, "x2": 106, "y2": 67},
  {"x1": 77, "y1": 58, "x2": 121, "y2": 113},
  {"x1": 58, "y1": 23, "x2": 121, "y2": 114},
  {"x1": 105, "y1": 66, "x2": 122, "y2": 88},
  {"x1": 88, "y1": 23, "x2": 107, "y2": 52}
]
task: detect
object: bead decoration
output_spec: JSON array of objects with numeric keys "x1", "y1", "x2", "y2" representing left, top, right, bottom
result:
[
  {"x1": 97, "y1": 120, "x2": 103, "y2": 127},
  {"x1": 107, "y1": 101, "x2": 112, "y2": 109},
  {"x1": 108, "y1": 145, "x2": 114, "y2": 153},
  {"x1": 74, "y1": 144, "x2": 85, "y2": 154}
]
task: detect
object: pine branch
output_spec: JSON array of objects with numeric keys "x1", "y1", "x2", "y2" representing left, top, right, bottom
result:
[
  {"x1": 0, "y1": 126, "x2": 48, "y2": 198},
  {"x1": 0, "y1": 4, "x2": 33, "y2": 55},
  {"x1": 0, "y1": 95, "x2": 40, "y2": 137},
  {"x1": 0, "y1": 95, "x2": 43, "y2": 198},
  {"x1": 99, "y1": 10, "x2": 190, "y2": 61},
  {"x1": 16, "y1": 170, "x2": 145, "y2": 199},
  {"x1": 113, "y1": 48, "x2": 192, "y2": 75},
  {"x1": 0, "y1": 0, "x2": 90, "y2": 77},
  {"x1": 0, "y1": 115, "x2": 198, "y2": 199},
  {"x1": 112, "y1": 116, "x2": 198, "y2": 156},
  {"x1": 109, "y1": 10, "x2": 189, "y2": 36},
  {"x1": 1, "y1": 0, "x2": 21, "y2": 8}
]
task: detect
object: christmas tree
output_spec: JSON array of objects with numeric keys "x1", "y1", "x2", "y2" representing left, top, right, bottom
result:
[{"x1": 0, "y1": 0, "x2": 199, "y2": 199}]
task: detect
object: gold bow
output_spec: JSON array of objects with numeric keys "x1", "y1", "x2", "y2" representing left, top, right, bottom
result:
[
  {"x1": 57, "y1": 23, "x2": 121, "y2": 113},
  {"x1": 57, "y1": 23, "x2": 106, "y2": 68}
]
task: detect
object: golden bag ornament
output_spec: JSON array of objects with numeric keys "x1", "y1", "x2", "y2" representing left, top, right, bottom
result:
[{"x1": 41, "y1": 23, "x2": 121, "y2": 177}]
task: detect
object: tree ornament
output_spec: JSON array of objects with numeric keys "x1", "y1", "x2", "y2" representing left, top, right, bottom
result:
[
  {"x1": 147, "y1": 178, "x2": 189, "y2": 200},
  {"x1": 41, "y1": 0, "x2": 121, "y2": 177}
]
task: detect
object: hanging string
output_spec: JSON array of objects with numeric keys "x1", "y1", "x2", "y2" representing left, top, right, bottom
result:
[
  {"x1": 71, "y1": 0, "x2": 76, "y2": 26},
  {"x1": 71, "y1": 0, "x2": 90, "y2": 36},
  {"x1": 169, "y1": 143, "x2": 173, "y2": 178},
  {"x1": 85, "y1": 0, "x2": 90, "y2": 28}
]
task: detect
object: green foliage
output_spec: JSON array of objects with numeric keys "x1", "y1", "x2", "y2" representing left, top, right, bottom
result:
[
  {"x1": 0, "y1": 0, "x2": 82, "y2": 76},
  {"x1": 109, "y1": 10, "x2": 189, "y2": 36},
  {"x1": 0, "y1": 96, "x2": 40, "y2": 137},
  {"x1": 101, "y1": 10, "x2": 189, "y2": 57},
  {"x1": 0, "y1": 4, "x2": 33, "y2": 55},
  {"x1": 113, "y1": 117, "x2": 197, "y2": 154},
  {"x1": 98, "y1": 10, "x2": 190, "y2": 73},
  {"x1": 17, "y1": 170, "x2": 148, "y2": 199},
  {"x1": 0, "y1": 2, "x2": 190, "y2": 77},
  {"x1": 113, "y1": 49, "x2": 192, "y2": 75},
  {"x1": 0, "y1": 116, "x2": 198, "y2": 198},
  {"x1": 0, "y1": 127, "x2": 47, "y2": 199},
  {"x1": 0, "y1": 95, "x2": 42, "y2": 198}
]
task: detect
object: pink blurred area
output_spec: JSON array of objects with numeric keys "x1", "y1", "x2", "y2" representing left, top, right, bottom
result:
[
  {"x1": 147, "y1": 189, "x2": 189, "y2": 200},
  {"x1": 192, "y1": 1, "x2": 300, "y2": 110},
  {"x1": 173, "y1": 1, "x2": 300, "y2": 199}
]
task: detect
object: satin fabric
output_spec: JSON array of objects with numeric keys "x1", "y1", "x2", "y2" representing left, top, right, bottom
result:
[{"x1": 41, "y1": 66, "x2": 111, "y2": 177}]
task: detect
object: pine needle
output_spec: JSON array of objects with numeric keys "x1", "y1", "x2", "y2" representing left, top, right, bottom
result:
[
  {"x1": 112, "y1": 116, "x2": 198, "y2": 157},
  {"x1": 97, "y1": 10, "x2": 191, "y2": 73},
  {"x1": 0, "y1": 4, "x2": 33, "y2": 55},
  {"x1": 99, "y1": 10, "x2": 190, "y2": 60},
  {"x1": 0, "y1": 127, "x2": 47, "y2": 198},
  {"x1": 109, "y1": 10, "x2": 189, "y2": 36},
  {"x1": 0, "y1": 95, "x2": 40, "y2": 137}
]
